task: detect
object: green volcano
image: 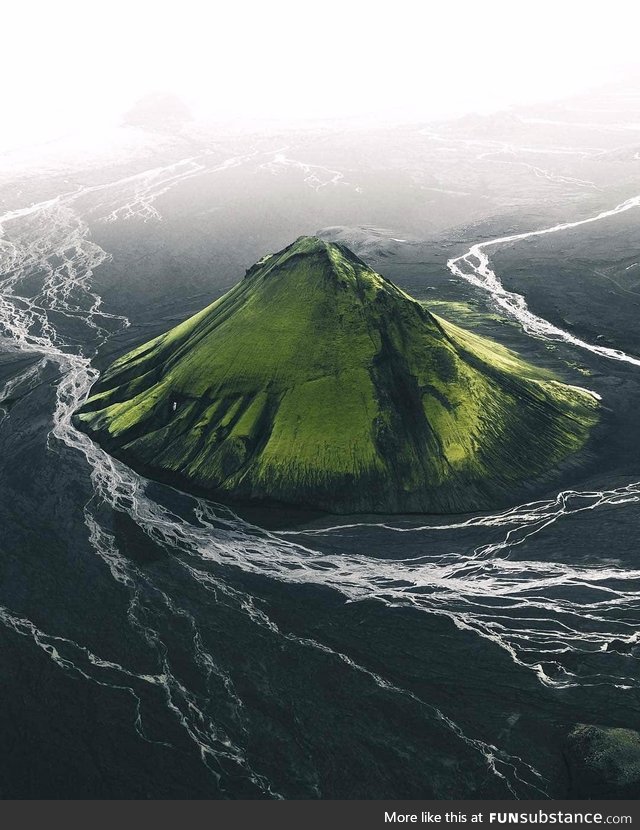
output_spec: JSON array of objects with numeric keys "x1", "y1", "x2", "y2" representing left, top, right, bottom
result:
[{"x1": 75, "y1": 236, "x2": 598, "y2": 513}]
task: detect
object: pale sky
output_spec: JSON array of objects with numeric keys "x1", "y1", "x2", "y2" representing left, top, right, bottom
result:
[{"x1": 3, "y1": 0, "x2": 640, "y2": 150}]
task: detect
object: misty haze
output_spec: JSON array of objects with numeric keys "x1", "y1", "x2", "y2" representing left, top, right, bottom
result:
[{"x1": 1, "y1": 1, "x2": 640, "y2": 803}]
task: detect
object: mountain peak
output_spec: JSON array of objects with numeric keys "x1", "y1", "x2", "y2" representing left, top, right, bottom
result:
[
  {"x1": 74, "y1": 240, "x2": 598, "y2": 514},
  {"x1": 287, "y1": 235, "x2": 362, "y2": 261},
  {"x1": 246, "y1": 235, "x2": 373, "y2": 281},
  {"x1": 243, "y1": 236, "x2": 411, "y2": 314}
]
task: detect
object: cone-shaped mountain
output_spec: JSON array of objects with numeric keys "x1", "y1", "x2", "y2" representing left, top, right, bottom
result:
[{"x1": 75, "y1": 236, "x2": 598, "y2": 513}]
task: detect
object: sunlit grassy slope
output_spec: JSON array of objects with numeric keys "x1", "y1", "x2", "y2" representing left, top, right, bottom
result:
[{"x1": 75, "y1": 236, "x2": 598, "y2": 513}]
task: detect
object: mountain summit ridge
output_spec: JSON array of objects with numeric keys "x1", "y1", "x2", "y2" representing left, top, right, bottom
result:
[{"x1": 74, "y1": 237, "x2": 598, "y2": 513}]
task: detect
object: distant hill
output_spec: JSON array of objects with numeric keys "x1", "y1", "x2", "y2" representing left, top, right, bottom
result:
[{"x1": 122, "y1": 93, "x2": 192, "y2": 132}]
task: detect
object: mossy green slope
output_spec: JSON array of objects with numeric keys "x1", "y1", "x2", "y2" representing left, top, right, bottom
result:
[{"x1": 75, "y1": 236, "x2": 598, "y2": 513}]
